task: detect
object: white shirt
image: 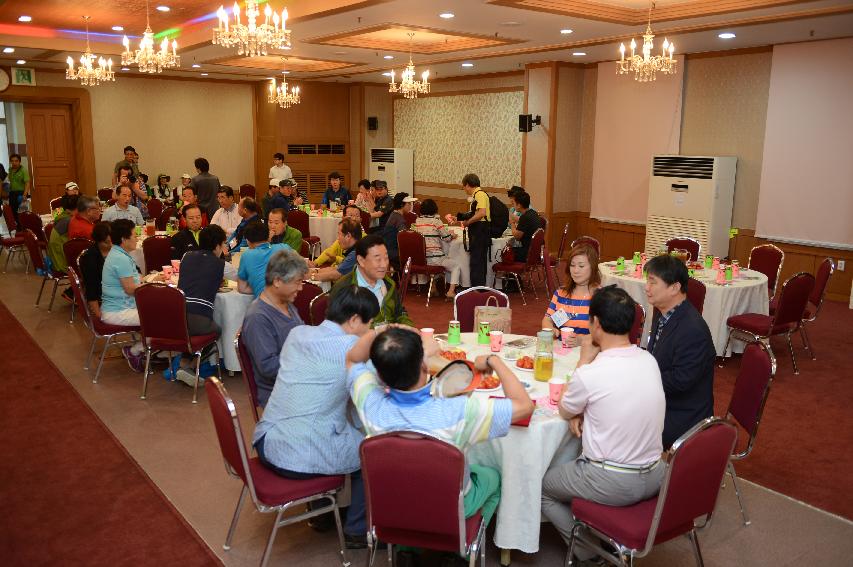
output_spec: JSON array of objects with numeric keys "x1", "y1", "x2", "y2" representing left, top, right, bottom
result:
[
  {"x1": 561, "y1": 345, "x2": 665, "y2": 465},
  {"x1": 210, "y1": 204, "x2": 241, "y2": 239},
  {"x1": 269, "y1": 164, "x2": 293, "y2": 181}
]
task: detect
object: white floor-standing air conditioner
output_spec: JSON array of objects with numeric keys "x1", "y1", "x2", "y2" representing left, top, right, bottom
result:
[
  {"x1": 644, "y1": 155, "x2": 737, "y2": 258},
  {"x1": 369, "y1": 148, "x2": 413, "y2": 194}
]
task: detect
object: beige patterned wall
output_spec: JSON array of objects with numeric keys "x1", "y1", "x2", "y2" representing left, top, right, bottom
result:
[
  {"x1": 680, "y1": 50, "x2": 773, "y2": 229},
  {"x1": 393, "y1": 90, "x2": 523, "y2": 188}
]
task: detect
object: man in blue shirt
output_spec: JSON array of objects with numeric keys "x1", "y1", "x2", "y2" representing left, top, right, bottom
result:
[
  {"x1": 322, "y1": 171, "x2": 350, "y2": 207},
  {"x1": 237, "y1": 221, "x2": 291, "y2": 298},
  {"x1": 228, "y1": 197, "x2": 261, "y2": 252}
]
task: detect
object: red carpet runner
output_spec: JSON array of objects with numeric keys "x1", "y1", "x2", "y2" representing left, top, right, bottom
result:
[{"x1": 0, "y1": 300, "x2": 222, "y2": 566}]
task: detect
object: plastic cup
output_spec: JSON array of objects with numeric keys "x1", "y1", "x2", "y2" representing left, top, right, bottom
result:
[
  {"x1": 560, "y1": 327, "x2": 575, "y2": 349},
  {"x1": 171, "y1": 259, "x2": 180, "y2": 272},
  {"x1": 420, "y1": 327, "x2": 434, "y2": 342},
  {"x1": 162, "y1": 265, "x2": 174, "y2": 278},
  {"x1": 489, "y1": 330, "x2": 503, "y2": 353},
  {"x1": 548, "y1": 377, "x2": 567, "y2": 406}
]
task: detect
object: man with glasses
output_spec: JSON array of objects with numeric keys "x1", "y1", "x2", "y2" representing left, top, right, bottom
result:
[{"x1": 68, "y1": 195, "x2": 102, "y2": 239}]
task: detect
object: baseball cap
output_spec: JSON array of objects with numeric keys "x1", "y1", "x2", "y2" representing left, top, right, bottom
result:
[
  {"x1": 181, "y1": 173, "x2": 191, "y2": 179},
  {"x1": 372, "y1": 179, "x2": 388, "y2": 189},
  {"x1": 402, "y1": 196, "x2": 418, "y2": 203},
  {"x1": 279, "y1": 178, "x2": 297, "y2": 187},
  {"x1": 65, "y1": 181, "x2": 79, "y2": 190}
]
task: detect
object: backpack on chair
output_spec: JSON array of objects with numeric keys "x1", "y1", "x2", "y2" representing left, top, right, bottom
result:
[{"x1": 488, "y1": 196, "x2": 509, "y2": 238}]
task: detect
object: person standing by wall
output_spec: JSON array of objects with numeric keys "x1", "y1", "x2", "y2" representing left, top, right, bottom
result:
[
  {"x1": 6, "y1": 153, "x2": 30, "y2": 225},
  {"x1": 191, "y1": 157, "x2": 221, "y2": 219}
]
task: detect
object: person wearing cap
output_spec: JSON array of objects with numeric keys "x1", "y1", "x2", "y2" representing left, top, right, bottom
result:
[
  {"x1": 50, "y1": 181, "x2": 81, "y2": 217},
  {"x1": 263, "y1": 178, "x2": 289, "y2": 217},
  {"x1": 381, "y1": 192, "x2": 416, "y2": 270},
  {"x1": 279, "y1": 178, "x2": 304, "y2": 210},
  {"x1": 322, "y1": 171, "x2": 350, "y2": 208},
  {"x1": 367, "y1": 180, "x2": 393, "y2": 233},
  {"x1": 269, "y1": 152, "x2": 293, "y2": 183},
  {"x1": 152, "y1": 173, "x2": 173, "y2": 202}
]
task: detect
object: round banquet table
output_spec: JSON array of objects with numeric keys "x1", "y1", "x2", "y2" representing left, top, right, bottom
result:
[
  {"x1": 214, "y1": 281, "x2": 255, "y2": 372},
  {"x1": 444, "y1": 226, "x2": 512, "y2": 288},
  {"x1": 441, "y1": 332, "x2": 578, "y2": 555},
  {"x1": 599, "y1": 261, "x2": 769, "y2": 356},
  {"x1": 308, "y1": 212, "x2": 341, "y2": 251}
]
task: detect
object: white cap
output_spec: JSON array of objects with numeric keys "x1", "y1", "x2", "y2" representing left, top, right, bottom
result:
[
  {"x1": 270, "y1": 178, "x2": 284, "y2": 186},
  {"x1": 65, "y1": 181, "x2": 79, "y2": 190},
  {"x1": 402, "y1": 196, "x2": 418, "y2": 203},
  {"x1": 181, "y1": 173, "x2": 191, "y2": 179}
]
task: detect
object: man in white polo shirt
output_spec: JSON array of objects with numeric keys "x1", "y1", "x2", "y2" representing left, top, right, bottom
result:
[{"x1": 541, "y1": 285, "x2": 666, "y2": 562}]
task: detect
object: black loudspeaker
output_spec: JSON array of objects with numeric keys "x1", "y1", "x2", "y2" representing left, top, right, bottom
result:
[
  {"x1": 367, "y1": 116, "x2": 378, "y2": 130},
  {"x1": 518, "y1": 114, "x2": 542, "y2": 132}
]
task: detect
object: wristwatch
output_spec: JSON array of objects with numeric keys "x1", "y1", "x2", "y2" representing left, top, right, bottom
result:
[{"x1": 485, "y1": 354, "x2": 498, "y2": 369}]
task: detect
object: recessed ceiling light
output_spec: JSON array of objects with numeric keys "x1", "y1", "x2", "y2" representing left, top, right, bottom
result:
[
  {"x1": 572, "y1": 52, "x2": 586, "y2": 56},
  {"x1": 16, "y1": 59, "x2": 26, "y2": 65},
  {"x1": 500, "y1": 21, "x2": 522, "y2": 27},
  {"x1": 3, "y1": 48, "x2": 14, "y2": 54},
  {"x1": 200, "y1": 72, "x2": 209, "y2": 76},
  {"x1": 334, "y1": 51, "x2": 347, "y2": 55},
  {"x1": 718, "y1": 32, "x2": 736, "y2": 39},
  {"x1": 18, "y1": 16, "x2": 32, "y2": 23},
  {"x1": 156, "y1": 6, "x2": 170, "y2": 12},
  {"x1": 383, "y1": 55, "x2": 394, "y2": 59},
  {"x1": 121, "y1": 67, "x2": 131, "y2": 71},
  {"x1": 281, "y1": 46, "x2": 291, "y2": 50},
  {"x1": 112, "y1": 26, "x2": 124, "y2": 31},
  {"x1": 191, "y1": 63, "x2": 201, "y2": 68},
  {"x1": 439, "y1": 13, "x2": 454, "y2": 19},
  {"x1": 282, "y1": 70, "x2": 290, "y2": 74},
  {"x1": 461, "y1": 62, "x2": 474, "y2": 68},
  {"x1": 381, "y1": 72, "x2": 392, "y2": 77},
  {"x1": 266, "y1": 77, "x2": 275, "y2": 80},
  {"x1": 560, "y1": 29, "x2": 573, "y2": 35}
]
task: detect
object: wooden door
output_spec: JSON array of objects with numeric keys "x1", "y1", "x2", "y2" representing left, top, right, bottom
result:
[{"x1": 23, "y1": 104, "x2": 77, "y2": 214}]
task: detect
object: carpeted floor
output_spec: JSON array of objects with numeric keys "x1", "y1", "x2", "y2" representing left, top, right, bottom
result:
[
  {"x1": 404, "y1": 284, "x2": 853, "y2": 520},
  {"x1": 0, "y1": 300, "x2": 222, "y2": 567}
]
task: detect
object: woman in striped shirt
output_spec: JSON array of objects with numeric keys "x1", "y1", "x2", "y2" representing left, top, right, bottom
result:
[
  {"x1": 542, "y1": 243, "x2": 601, "y2": 346},
  {"x1": 412, "y1": 199, "x2": 462, "y2": 298}
]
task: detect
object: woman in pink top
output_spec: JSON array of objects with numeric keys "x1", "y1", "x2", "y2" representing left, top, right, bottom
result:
[{"x1": 412, "y1": 199, "x2": 462, "y2": 298}]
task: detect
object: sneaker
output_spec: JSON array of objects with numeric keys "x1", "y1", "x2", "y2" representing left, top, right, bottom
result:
[
  {"x1": 175, "y1": 368, "x2": 202, "y2": 389},
  {"x1": 122, "y1": 346, "x2": 146, "y2": 373},
  {"x1": 162, "y1": 355, "x2": 182, "y2": 381}
]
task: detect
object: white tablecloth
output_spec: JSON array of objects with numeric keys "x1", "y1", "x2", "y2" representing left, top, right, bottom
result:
[
  {"x1": 444, "y1": 226, "x2": 512, "y2": 288},
  {"x1": 308, "y1": 213, "x2": 341, "y2": 250},
  {"x1": 214, "y1": 285, "x2": 255, "y2": 372},
  {"x1": 444, "y1": 332, "x2": 579, "y2": 554},
  {"x1": 599, "y1": 262, "x2": 769, "y2": 356}
]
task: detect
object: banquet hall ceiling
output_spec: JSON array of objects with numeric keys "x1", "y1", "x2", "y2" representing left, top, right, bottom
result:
[{"x1": 0, "y1": 0, "x2": 851, "y2": 82}]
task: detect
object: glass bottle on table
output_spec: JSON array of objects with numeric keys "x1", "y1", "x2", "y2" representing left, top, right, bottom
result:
[{"x1": 534, "y1": 329, "x2": 554, "y2": 382}]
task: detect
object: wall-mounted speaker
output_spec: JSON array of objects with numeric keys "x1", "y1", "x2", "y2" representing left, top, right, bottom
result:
[{"x1": 367, "y1": 116, "x2": 378, "y2": 130}]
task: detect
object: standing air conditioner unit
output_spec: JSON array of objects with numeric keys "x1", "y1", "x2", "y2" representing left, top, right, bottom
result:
[
  {"x1": 645, "y1": 155, "x2": 737, "y2": 258},
  {"x1": 369, "y1": 148, "x2": 413, "y2": 194}
]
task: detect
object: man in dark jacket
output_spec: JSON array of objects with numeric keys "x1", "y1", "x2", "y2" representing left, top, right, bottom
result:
[
  {"x1": 190, "y1": 157, "x2": 221, "y2": 218},
  {"x1": 644, "y1": 255, "x2": 716, "y2": 448},
  {"x1": 171, "y1": 204, "x2": 204, "y2": 260}
]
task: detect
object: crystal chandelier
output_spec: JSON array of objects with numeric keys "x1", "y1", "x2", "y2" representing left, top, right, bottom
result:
[
  {"x1": 268, "y1": 62, "x2": 301, "y2": 109},
  {"x1": 66, "y1": 16, "x2": 115, "y2": 86},
  {"x1": 388, "y1": 33, "x2": 430, "y2": 99},
  {"x1": 214, "y1": 1, "x2": 291, "y2": 57},
  {"x1": 121, "y1": 0, "x2": 179, "y2": 73},
  {"x1": 617, "y1": 3, "x2": 676, "y2": 82}
]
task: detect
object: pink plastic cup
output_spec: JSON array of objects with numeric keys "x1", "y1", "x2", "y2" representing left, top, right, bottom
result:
[
  {"x1": 716, "y1": 269, "x2": 726, "y2": 284},
  {"x1": 489, "y1": 330, "x2": 503, "y2": 352},
  {"x1": 162, "y1": 265, "x2": 174, "y2": 278},
  {"x1": 171, "y1": 259, "x2": 180, "y2": 272},
  {"x1": 549, "y1": 377, "x2": 566, "y2": 405},
  {"x1": 420, "y1": 327, "x2": 434, "y2": 342},
  {"x1": 560, "y1": 327, "x2": 575, "y2": 349}
]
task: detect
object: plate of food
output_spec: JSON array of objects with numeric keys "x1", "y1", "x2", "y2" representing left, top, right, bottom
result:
[
  {"x1": 515, "y1": 355, "x2": 535, "y2": 372},
  {"x1": 440, "y1": 349, "x2": 468, "y2": 362},
  {"x1": 475, "y1": 373, "x2": 501, "y2": 392},
  {"x1": 500, "y1": 348, "x2": 523, "y2": 361}
]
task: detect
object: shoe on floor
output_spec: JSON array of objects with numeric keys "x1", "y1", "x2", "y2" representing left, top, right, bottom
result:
[
  {"x1": 121, "y1": 346, "x2": 145, "y2": 373},
  {"x1": 175, "y1": 369, "x2": 202, "y2": 389},
  {"x1": 344, "y1": 533, "x2": 368, "y2": 550},
  {"x1": 307, "y1": 511, "x2": 335, "y2": 533}
]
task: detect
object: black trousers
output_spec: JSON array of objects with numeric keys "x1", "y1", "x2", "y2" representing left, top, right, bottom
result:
[{"x1": 468, "y1": 222, "x2": 491, "y2": 287}]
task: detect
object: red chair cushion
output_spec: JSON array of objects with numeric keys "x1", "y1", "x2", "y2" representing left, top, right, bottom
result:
[
  {"x1": 247, "y1": 458, "x2": 344, "y2": 507},
  {"x1": 573, "y1": 497, "x2": 658, "y2": 550},
  {"x1": 1, "y1": 236, "x2": 25, "y2": 246},
  {"x1": 727, "y1": 313, "x2": 773, "y2": 335},
  {"x1": 410, "y1": 264, "x2": 446, "y2": 276},
  {"x1": 305, "y1": 236, "x2": 321, "y2": 244},
  {"x1": 92, "y1": 317, "x2": 140, "y2": 336},
  {"x1": 149, "y1": 332, "x2": 219, "y2": 353},
  {"x1": 492, "y1": 261, "x2": 526, "y2": 273},
  {"x1": 377, "y1": 510, "x2": 483, "y2": 553}
]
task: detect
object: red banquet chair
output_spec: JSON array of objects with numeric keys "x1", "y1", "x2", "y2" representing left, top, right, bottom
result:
[
  {"x1": 400, "y1": 256, "x2": 412, "y2": 304},
  {"x1": 234, "y1": 331, "x2": 262, "y2": 423},
  {"x1": 403, "y1": 210, "x2": 417, "y2": 228},
  {"x1": 571, "y1": 235, "x2": 600, "y2": 256},
  {"x1": 1, "y1": 203, "x2": 27, "y2": 272},
  {"x1": 398, "y1": 230, "x2": 445, "y2": 306},
  {"x1": 19, "y1": 211, "x2": 47, "y2": 246},
  {"x1": 724, "y1": 341, "x2": 776, "y2": 526},
  {"x1": 286, "y1": 209, "x2": 321, "y2": 258},
  {"x1": 142, "y1": 235, "x2": 173, "y2": 274},
  {"x1": 491, "y1": 228, "x2": 546, "y2": 305},
  {"x1": 146, "y1": 198, "x2": 163, "y2": 222},
  {"x1": 157, "y1": 206, "x2": 178, "y2": 231},
  {"x1": 67, "y1": 264, "x2": 140, "y2": 384},
  {"x1": 549, "y1": 222, "x2": 570, "y2": 286},
  {"x1": 453, "y1": 286, "x2": 509, "y2": 333},
  {"x1": 360, "y1": 210, "x2": 372, "y2": 233},
  {"x1": 22, "y1": 229, "x2": 68, "y2": 311},
  {"x1": 566, "y1": 418, "x2": 737, "y2": 567},
  {"x1": 49, "y1": 196, "x2": 63, "y2": 210},
  {"x1": 629, "y1": 303, "x2": 646, "y2": 346},
  {"x1": 721, "y1": 271, "x2": 814, "y2": 374},
  {"x1": 542, "y1": 246, "x2": 558, "y2": 298},
  {"x1": 686, "y1": 276, "x2": 707, "y2": 315},
  {"x1": 63, "y1": 237, "x2": 94, "y2": 323},
  {"x1": 360, "y1": 431, "x2": 489, "y2": 567},
  {"x1": 294, "y1": 282, "x2": 323, "y2": 324},
  {"x1": 748, "y1": 244, "x2": 784, "y2": 300},
  {"x1": 135, "y1": 283, "x2": 221, "y2": 403},
  {"x1": 666, "y1": 236, "x2": 701, "y2": 262},
  {"x1": 770, "y1": 258, "x2": 835, "y2": 360},
  {"x1": 97, "y1": 188, "x2": 114, "y2": 201},
  {"x1": 204, "y1": 377, "x2": 349, "y2": 567},
  {"x1": 309, "y1": 292, "x2": 329, "y2": 326},
  {"x1": 239, "y1": 183, "x2": 255, "y2": 199}
]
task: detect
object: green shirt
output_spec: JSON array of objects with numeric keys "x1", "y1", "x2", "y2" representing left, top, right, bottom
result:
[{"x1": 8, "y1": 166, "x2": 29, "y2": 193}]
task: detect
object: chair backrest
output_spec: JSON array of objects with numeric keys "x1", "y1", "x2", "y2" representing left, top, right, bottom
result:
[
  {"x1": 146, "y1": 198, "x2": 163, "y2": 221},
  {"x1": 571, "y1": 235, "x2": 600, "y2": 256},
  {"x1": 44, "y1": 222, "x2": 54, "y2": 241},
  {"x1": 21, "y1": 229, "x2": 46, "y2": 272},
  {"x1": 771, "y1": 271, "x2": 814, "y2": 332},
  {"x1": 134, "y1": 283, "x2": 192, "y2": 351},
  {"x1": 63, "y1": 238, "x2": 94, "y2": 269},
  {"x1": 309, "y1": 292, "x2": 330, "y2": 326},
  {"x1": 397, "y1": 230, "x2": 428, "y2": 269},
  {"x1": 644, "y1": 418, "x2": 737, "y2": 552},
  {"x1": 294, "y1": 282, "x2": 323, "y2": 323},
  {"x1": 748, "y1": 244, "x2": 784, "y2": 297},
  {"x1": 686, "y1": 277, "x2": 706, "y2": 315},
  {"x1": 66, "y1": 265, "x2": 94, "y2": 329},
  {"x1": 453, "y1": 286, "x2": 509, "y2": 332},
  {"x1": 158, "y1": 206, "x2": 178, "y2": 230},
  {"x1": 807, "y1": 258, "x2": 835, "y2": 319},
  {"x1": 412, "y1": 201, "x2": 421, "y2": 215},
  {"x1": 665, "y1": 237, "x2": 701, "y2": 262},
  {"x1": 526, "y1": 228, "x2": 545, "y2": 267},
  {"x1": 542, "y1": 246, "x2": 557, "y2": 297},
  {"x1": 205, "y1": 377, "x2": 256, "y2": 495},
  {"x1": 2, "y1": 202, "x2": 17, "y2": 232},
  {"x1": 726, "y1": 342, "x2": 776, "y2": 459},
  {"x1": 556, "y1": 222, "x2": 570, "y2": 260},
  {"x1": 234, "y1": 331, "x2": 261, "y2": 423},
  {"x1": 142, "y1": 235, "x2": 174, "y2": 274},
  {"x1": 360, "y1": 210, "x2": 372, "y2": 233},
  {"x1": 19, "y1": 212, "x2": 46, "y2": 242},
  {"x1": 361, "y1": 431, "x2": 468, "y2": 555},
  {"x1": 400, "y1": 256, "x2": 412, "y2": 304},
  {"x1": 537, "y1": 213, "x2": 548, "y2": 233},
  {"x1": 172, "y1": 187, "x2": 181, "y2": 203},
  {"x1": 97, "y1": 188, "x2": 114, "y2": 201},
  {"x1": 629, "y1": 303, "x2": 646, "y2": 346},
  {"x1": 239, "y1": 184, "x2": 255, "y2": 199},
  {"x1": 403, "y1": 210, "x2": 418, "y2": 228},
  {"x1": 287, "y1": 209, "x2": 311, "y2": 237},
  {"x1": 49, "y1": 197, "x2": 63, "y2": 211},
  {"x1": 298, "y1": 239, "x2": 310, "y2": 258}
]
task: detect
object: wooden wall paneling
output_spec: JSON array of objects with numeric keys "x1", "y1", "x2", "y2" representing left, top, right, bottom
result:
[
  {"x1": 254, "y1": 81, "x2": 278, "y2": 193},
  {"x1": 549, "y1": 211, "x2": 573, "y2": 258}
]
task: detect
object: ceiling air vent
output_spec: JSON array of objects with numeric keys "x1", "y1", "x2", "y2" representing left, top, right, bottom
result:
[{"x1": 652, "y1": 156, "x2": 715, "y2": 179}]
